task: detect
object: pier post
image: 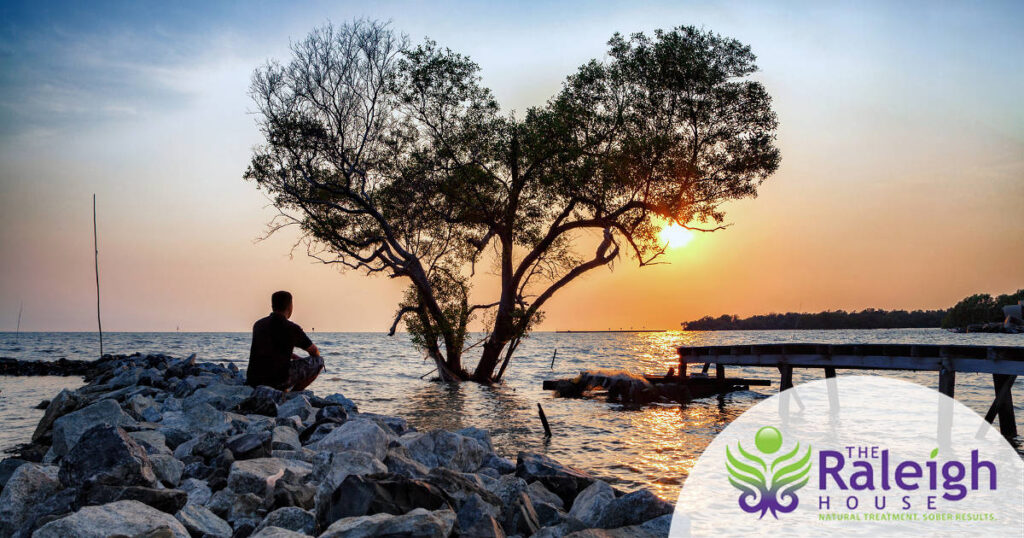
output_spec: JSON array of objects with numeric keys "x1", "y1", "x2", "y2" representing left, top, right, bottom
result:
[
  {"x1": 986, "y1": 374, "x2": 1017, "y2": 438},
  {"x1": 938, "y1": 360, "x2": 955, "y2": 397},
  {"x1": 778, "y1": 364, "x2": 793, "y2": 392}
]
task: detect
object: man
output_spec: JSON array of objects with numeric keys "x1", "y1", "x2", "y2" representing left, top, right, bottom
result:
[{"x1": 246, "y1": 291, "x2": 323, "y2": 390}]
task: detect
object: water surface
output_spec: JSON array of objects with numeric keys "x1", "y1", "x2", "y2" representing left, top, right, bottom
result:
[{"x1": 1, "y1": 329, "x2": 1021, "y2": 500}]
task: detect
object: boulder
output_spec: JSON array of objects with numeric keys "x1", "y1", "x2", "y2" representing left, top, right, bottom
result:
[
  {"x1": 277, "y1": 395, "x2": 314, "y2": 422},
  {"x1": 227, "y1": 491, "x2": 265, "y2": 524},
  {"x1": 323, "y1": 393, "x2": 358, "y2": 414},
  {"x1": 50, "y1": 399, "x2": 137, "y2": 457},
  {"x1": 311, "y1": 419, "x2": 390, "y2": 460},
  {"x1": 129, "y1": 430, "x2": 172, "y2": 456},
  {"x1": 568, "y1": 480, "x2": 615, "y2": 527},
  {"x1": 396, "y1": 430, "x2": 487, "y2": 472},
  {"x1": 271, "y1": 426, "x2": 301, "y2": 451},
  {"x1": 81, "y1": 485, "x2": 188, "y2": 514},
  {"x1": 271, "y1": 480, "x2": 317, "y2": 512},
  {"x1": 227, "y1": 431, "x2": 272, "y2": 460},
  {"x1": 127, "y1": 393, "x2": 160, "y2": 419},
  {"x1": 0, "y1": 463, "x2": 61, "y2": 535},
  {"x1": 480, "y1": 453, "x2": 516, "y2": 475},
  {"x1": 316, "y1": 473, "x2": 451, "y2": 528},
  {"x1": 183, "y1": 384, "x2": 252, "y2": 411},
  {"x1": 424, "y1": 466, "x2": 502, "y2": 508},
  {"x1": 232, "y1": 386, "x2": 283, "y2": 416},
  {"x1": 318, "y1": 508, "x2": 455, "y2": 538},
  {"x1": 0, "y1": 457, "x2": 28, "y2": 490},
  {"x1": 32, "y1": 388, "x2": 82, "y2": 442},
  {"x1": 354, "y1": 413, "x2": 411, "y2": 436},
  {"x1": 533, "y1": 500, "x2": 569, "y2": 528},
  {"x1": 58, "y1": 425, "x2": 157, "y2": 488},
  {"x1": 150, "y1": 454, "x2": 185, "y2": 487},
  {"x1": 309, "y1": 450, "x2": 387, "y2": 508},
  {"x1": 516, "y1": 451, "x2": 595, "y2": 506},
  {"x1": 503, "y1": 490, "x2": 540, "y2": 536},
  {"x1": 486, "y1": 474, "x2": 528, "y2": 507},
  {"x1": 383, "y1": 447, "x2": 430, "y2": 478},
  {"x1": 595, "y1": 488, "x2": 673, "y2": 529},
  {"x1": 227, "y1": 458, "x2": 312, "y2": 496},
  {"x1": 316, "y1": 404, "x2": 349, "y2": 423},
  {"x1": 175, "y1": 502, "x2": 232, "y2": 537},
  {"x1": 528, "y1": 480, "x2": 565, "y2": 510},
  {"x1": 180, "y1": 477, "x2": 212, "y2": 506},
  {"x1": 32, "y1": 500, "x2": 190, "y2": 538},
  {"x1": 254, "y1": 506, "x2": 316, "y2": 535},
  {"x1": 250, "y1": 527, "x2": 309, "y2": 538},
  {"x1": 455, "y1": 493, "x2": 505, "y2": 538},
  {"x1": 455, "y1": 427, "x2": 494, "y2": 452},
  {"x1": 11, "y1": 487, "x2": 78, "y2": 537}
]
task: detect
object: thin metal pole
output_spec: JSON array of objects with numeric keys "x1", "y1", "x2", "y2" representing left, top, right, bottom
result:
[
  {"x1": 93, "y1": 194, "x2": 103, "y2": 357},
  {"x1": 15, "y1": 301, "x2": 22, "y2": 342}
]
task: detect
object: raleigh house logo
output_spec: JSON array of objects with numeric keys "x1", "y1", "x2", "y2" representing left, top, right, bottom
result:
[
  {"x1": 725, "y1": 425, "x2": 812, "y2": 519},
  {"x1": 676, "y1": 377, "x2": 1024, "y2": 536}
]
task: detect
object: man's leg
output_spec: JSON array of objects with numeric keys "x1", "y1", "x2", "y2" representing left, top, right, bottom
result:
[{"x1": 287, "y1": 355, "x2": 324, "y2": 391}]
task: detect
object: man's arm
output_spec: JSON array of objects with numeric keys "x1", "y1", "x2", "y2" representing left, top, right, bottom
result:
[{"x1": 305, "y1": 343, "x2": 320, "y2": 357}]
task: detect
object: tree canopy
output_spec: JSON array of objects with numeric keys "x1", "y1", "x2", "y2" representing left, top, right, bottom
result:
[{"x1": 246, "y1": 20, "x2": 780, "y2": 382}]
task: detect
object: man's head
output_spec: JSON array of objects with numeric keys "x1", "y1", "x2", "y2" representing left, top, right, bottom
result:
[{"x1": 271, "y1": 290, "x2": 293, "y2": 318}]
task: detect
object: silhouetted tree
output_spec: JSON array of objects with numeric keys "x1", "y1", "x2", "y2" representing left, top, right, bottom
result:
[{"x1": 247, "y1": 20, "x2": 780, "y2": 382}]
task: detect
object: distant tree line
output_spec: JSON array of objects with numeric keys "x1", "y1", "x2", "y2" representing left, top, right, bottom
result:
[
  {"x1": 681, "y1": 289, "x2": 1022, "y2": 330},
  {"x1": 940, "y1": 289, "x2": 1024, "y2": 329}
]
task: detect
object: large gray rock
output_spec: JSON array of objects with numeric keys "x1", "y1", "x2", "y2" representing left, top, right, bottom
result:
[
  {"x1": 397, "y1": 430, "x2": 487, "y2": 472},
  {"x1": 311, "y1": 419, "x2": 390, "y2": 460},
  {"x1": 31, "y1": 388, "x2": 82, "y2": 442},
  {"x1": 456, "y1": 493, "x2": 505, "y2": 538},
  {"x1": 528, "y1": 480, "x2": 565, "y2": 510},
  {"x1": 32, "y1": 500, "x2": 190, "y2": 538},
  {"x1": 486, "y1": 474, "x2": 528, "y2": 507},
  {"x1": 384, "y1": 447, "x2": 430, "y2": 478},
  {"x1": 424, "y1": 467, "x2": 502, "y2": 508},
  {"x1": 129, "y1": 430, "x2": 172, "y2": 455},
  {"x1": 354, "y1": 413, "x2": 411, "y2": 436},
  {"x1": 595, "y1": 488, "x2": 673, "y2": 529},
  {"x1": 254, "y1": 506, "x2": 316, "y2": 535},
  {"x1": 0, "y1": 463, "x2": 61, "y2": 535},
  {"x1": 277, "y1": 395, "x2": 314, "y2": 422},
  {"x1": 309, "y1": 450, "x2": 387, "y2": 515},
  {"x1": 180, "y1": 477, "x2": 212, "y2": 506},
  {"x1": 568, "y1": 480, "x2": 615, "y2": 527},
  {"x1": 318, "y1": 508, "x2": 455, "y2": 538},
  {"x1": 250, "y1": 527, "x2": 309, "y2": 537},
  {"x1": 50, "y1": 399, "x2": 137, "y2": 457},
  {"x1": 272, "y1": 426, "x2": 301, "y2": 451},
  {"x1": 456, "y1": 427, "x2": 494, "y2": 452},
  {"x1": 150, "y1": 454, "x2": 185, "y2": 487},
  {"x1": 161, "y1": 402, "x2": 232, "y2": 435},
  {"x1": 227, "y1": 457, "x2": 313, "y2": 496},
  {"x1": 183, "y1": 384, "x2": 253, "y2": 411},
  {"x1": 175, "y1": 502, "x2": 233, "y2": 537},
  {"x1": 58, "y1": 425, "x2": 157, "y2": 488},
  {"x1": 323, "y1": 393, "x2": 358, "y2": 414},
  {"x1": 516, "y1": 451, "x2": 595, "y2": 506},
  {"x1": 503, "y1": 490, "x2": 540, "y2": 536}
]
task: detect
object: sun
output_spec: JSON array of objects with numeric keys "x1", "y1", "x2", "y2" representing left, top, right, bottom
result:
[{"x1": 660, "y1": 222, "x2": 695, "y2": 248}]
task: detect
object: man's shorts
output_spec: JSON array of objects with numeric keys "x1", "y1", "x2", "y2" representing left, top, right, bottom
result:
[{"x1": 285, "y1": 354, "x2": 324, "y2": 389}]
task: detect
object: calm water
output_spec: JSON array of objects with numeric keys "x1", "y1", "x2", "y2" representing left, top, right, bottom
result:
[{"x1": 1, "y1": 329, "x2": 1021, "y2": 500}]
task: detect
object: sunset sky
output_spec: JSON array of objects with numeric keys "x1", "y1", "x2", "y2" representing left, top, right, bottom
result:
[{"x1": 1, "y1": 1, "x2": 1021, "y2": 332}]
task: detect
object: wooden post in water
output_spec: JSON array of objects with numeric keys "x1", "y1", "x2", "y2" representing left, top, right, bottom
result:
[
  {"x1": 988, "y1": 374, "x2": 1017, "y2": 438},
  {"x1": 778, "y1": 364, "x2": 793, "y2": 391},
  {"x1": 93, "y1": 194, "x2": 103, "y2": 357},
  {"x1": 537, "y1": 403, "x2": 552, "y2": 437}
]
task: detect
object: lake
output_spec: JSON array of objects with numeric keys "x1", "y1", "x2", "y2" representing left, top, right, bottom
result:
[{"x1": 1, "y1": 329, "x2": 1021, "y2": 501}]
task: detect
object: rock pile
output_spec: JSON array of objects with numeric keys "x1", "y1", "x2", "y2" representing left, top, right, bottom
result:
[{"x1": 0, "y1": 353, "x2": 673, "y2": 537}]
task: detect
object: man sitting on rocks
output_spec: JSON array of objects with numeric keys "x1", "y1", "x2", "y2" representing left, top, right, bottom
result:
[{"x1": 246, "y1": 290, "x2": 323, "y2": 391}]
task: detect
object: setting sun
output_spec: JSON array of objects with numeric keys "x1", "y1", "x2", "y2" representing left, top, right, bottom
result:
[{"x1": 660, "y1": 222, "x2": 695, "y2": 248}]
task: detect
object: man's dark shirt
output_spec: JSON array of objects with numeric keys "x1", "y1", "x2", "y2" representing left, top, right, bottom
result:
[{"x1": 246, "y1": 312, "x2": 313, "y2": 388}]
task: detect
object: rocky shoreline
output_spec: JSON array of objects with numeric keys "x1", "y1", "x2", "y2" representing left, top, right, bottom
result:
[{"x1": 0, "y1": 353, "x2": 673, "y2": 537}]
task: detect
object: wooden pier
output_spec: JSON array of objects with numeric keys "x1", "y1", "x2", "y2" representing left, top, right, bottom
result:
[{"x1": 678, "y1": 343, "x2": 1024, "y2": 437}]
